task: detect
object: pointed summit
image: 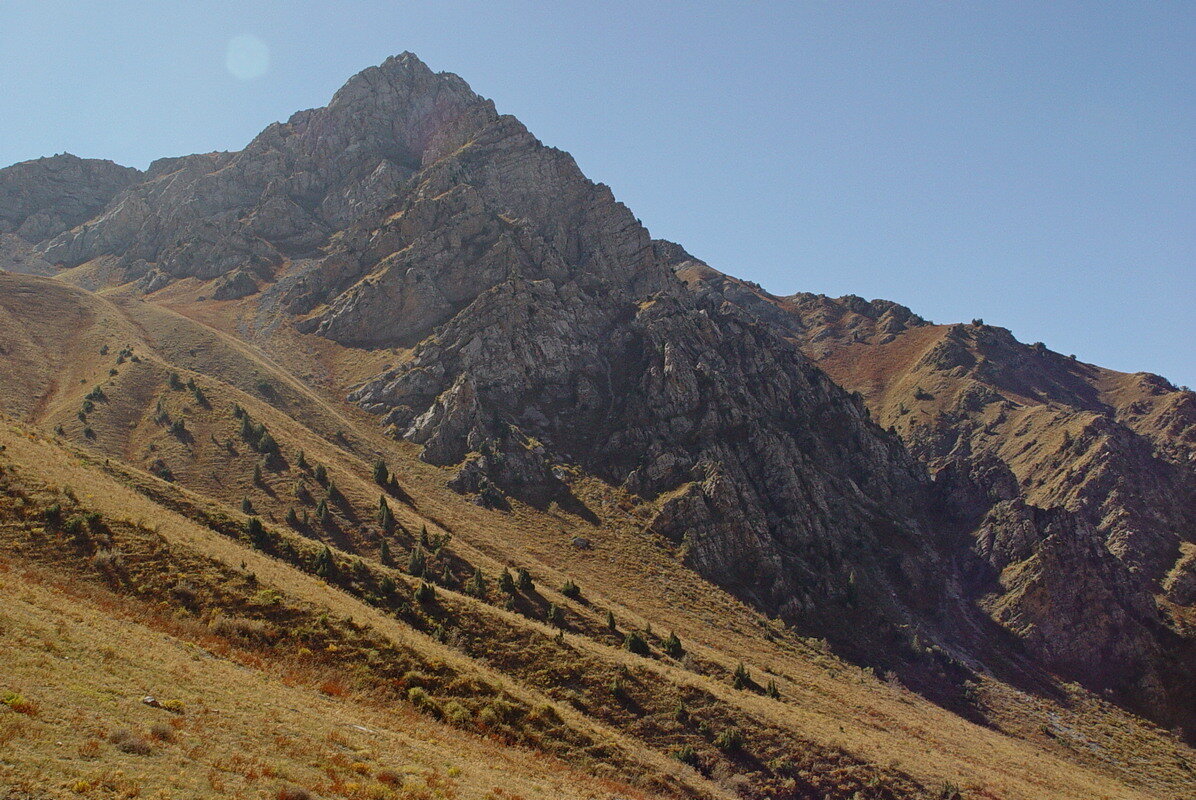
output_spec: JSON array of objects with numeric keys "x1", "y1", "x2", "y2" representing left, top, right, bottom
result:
[
  {"x1": 39, "y1": 52, "x2": 499, "y2": 273},
  {"x1": 320, "y1": 51, "x2": 496, "y2": 160}
]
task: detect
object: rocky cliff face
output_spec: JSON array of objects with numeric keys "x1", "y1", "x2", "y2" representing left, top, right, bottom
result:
[
  {"x1": 679, "y1": 262, "x2": 1196, "y2": 730},
  {"x1": 38, "y1": 54, "x2": 496, "y2": 284},
  {"x1": 5, "y1": 52, "x2": 1192, "y2": 735},
  {"x1": 0, "y1": 153, "x2": 140, "y2": 242}
]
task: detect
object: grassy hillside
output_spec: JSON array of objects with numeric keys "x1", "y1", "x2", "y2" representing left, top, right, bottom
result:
[{"x1": 1, "y1": 271, "x2": 1193, "y2": 799}]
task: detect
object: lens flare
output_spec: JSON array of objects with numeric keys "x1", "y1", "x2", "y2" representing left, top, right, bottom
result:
[{"x1": 225, "y1": 34, "x2": 270, "y2": 80}]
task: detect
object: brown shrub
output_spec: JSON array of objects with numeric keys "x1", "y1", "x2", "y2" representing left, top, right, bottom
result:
[
  {"x1": 149, "y1": 722, "x2": 174, "y2": 742},
  {"x1": 276, "y1": 786, "x2": 315, "y2": 800},
  {"x1": 375, "y1": 769, "x2": 404, "y2": 786},
  {"x1": 0, "y1": 692, "x2": 38, "y2": 716},
  {"x1": 108, "y1": 727, "x2": 152, "y2": 755},
  {"x1": 209, "y1": 614, "x2": 276, "y2": 643}
]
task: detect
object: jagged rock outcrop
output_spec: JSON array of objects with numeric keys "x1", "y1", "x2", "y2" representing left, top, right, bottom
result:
[
  {"x1": 36, "y1": 54, "x2": 497, "y2": 286},
  {"x1": 971, "y1": 500, "x2": 1170, "y2": 716},
  {"x1": 0, "y1": 154, "x2": 140, "y2": 242},
  {"x1": 682, "y1": 263, "x2": 1195, "y2": 732}
]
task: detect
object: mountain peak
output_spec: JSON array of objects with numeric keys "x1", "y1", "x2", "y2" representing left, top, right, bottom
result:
[{"x1": 325, "y1": 51, "x2": 492, "y2": 123}]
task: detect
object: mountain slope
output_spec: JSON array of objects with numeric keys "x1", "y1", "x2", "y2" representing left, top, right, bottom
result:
[
  {"x1": 1, "y1": 272, "x2": 1190, "y2": 800},
  {"x1": 676, "y1": 257, "x2": 1196, "y2": 732},
  {"x1": 0, "y1": 52, "x2": 1193, "y2": 798}
]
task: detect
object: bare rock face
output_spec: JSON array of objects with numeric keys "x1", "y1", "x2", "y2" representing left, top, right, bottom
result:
[
  {"x1": 686, "y1": 270, "x2": 1196, "y2": 733},
  {"x1": 38, "y1": 54, "x2": 497, "y2": 283},
  {"x1": 211, "y1": 269, "x2": 259, "y2": 300},
  {"x1": 973, "y1": 499, "x2": 1175, "y2": 722},
  {"x1": 351, "y1": 257, "x2": 940, "y2": 643},
  {"x1": 0, "y1": 154, "x2": 140, "y2": 242}
]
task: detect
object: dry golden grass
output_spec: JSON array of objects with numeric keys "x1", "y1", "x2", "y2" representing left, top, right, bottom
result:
[
  {"x1": 0, "y1": 271, "x2": 1192, "y2": 799},
  {"x1": 0, "y1": 561, "x2": 665, "y2": 800}
]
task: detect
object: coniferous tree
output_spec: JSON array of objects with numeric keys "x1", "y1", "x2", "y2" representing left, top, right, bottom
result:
[
  {"x1": 246, "y1": 517, "x2": 269, "y2": 550},
  {"x1": 379, "y1": 538, "x2": 392, "y2": 566},
  {"x1": 372, "y1": 459, "x2": 389, "y2": 486},
  {"x1": 732, "y1": 662, "x2": 752, "y2": 690},
  {"x1": 663, "y1": 631, "x2": 684, "y2": 658},
  {"x1": 314, "y1": 463, "x2": 328, "y2": 485},
  {"x1": 561, "y1": 579, "x2": 581, "y2": 600},
  {"x1": 606, "y1": 610, "x2": 617, "y2": 632},
  {"x1": 498, "y1": 568, "x2": 516, "y2": 595},
  {"x1": 315, "y1": 498, "x2": 329, "y2": 523},
  {"x1": 516, "y1": 567, "x2": 534, "y2": 592},
  {"x1": 465, "y1": 567, "x2": 487, "y2": 599},
  {"x1": 257, "y1": 430, "x2": 279, "y2": 455},
  {"x1": 378, "y1": 496, "x2": 395, "y2": 532},
  {"x1": 624, "y1": 631, "x2": 650, "y2": 656},
  {"x1": 407, "y1": 546, "x2": 427, "y2": 577},
  {"x1": 241, "y1": 497, "x2": 254, "y2": 514},
  {"x1": 285, "y1": 507, "x2": 300, "y2": 528},
  {"x1": 314, "y1": 545, "x2": 336, "y2": 579}
]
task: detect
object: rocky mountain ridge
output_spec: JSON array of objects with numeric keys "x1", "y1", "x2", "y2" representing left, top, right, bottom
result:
[{"x1": 677, "y1": 259, "x2": 1196, "y2": 729}]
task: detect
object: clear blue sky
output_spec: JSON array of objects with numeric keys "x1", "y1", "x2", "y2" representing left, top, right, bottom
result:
[{"x1": 3, "y1": 2, "x2": 1193, "y2": 386}]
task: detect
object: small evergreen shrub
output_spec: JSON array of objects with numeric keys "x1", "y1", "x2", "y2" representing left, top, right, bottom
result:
[
  {"x1": 407, "y1": 547, "x2": 427, "y2": 577},
  {"x1": 714, "y1": 727, "x2": 743, "y2": 752},
  {"x1": 246, "y1": 517, "x2": 270, "y2": 549},
  {"x1": 498, "y1": 568, "x2": 516, "y2": 595},
  {"x1": 732, "y1": 662, "x2": 752, "y2": 690},
  {"x1": 624, "y1": 631, "x2": 650, "y2": 656},
  {"x1": 465, "y1": 567, "x2": 487, "y2": 599},
  {"x1": 314, "y1": 545, "x2": 337, "y2": 579},
  {"x1": 673, "y1": 744, "x2": 700, "y2": 768},
  {"x1": 414, "y1": 581, "x2": 435, "y2": 603},
  {"x1": 516, "y1": 567, "x2": 534, "y2": 592}
]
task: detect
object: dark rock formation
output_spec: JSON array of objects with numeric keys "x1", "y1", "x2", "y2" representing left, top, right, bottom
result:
[{"x1": 0, "y1": 154, "x2": 140, "y2": 243}]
